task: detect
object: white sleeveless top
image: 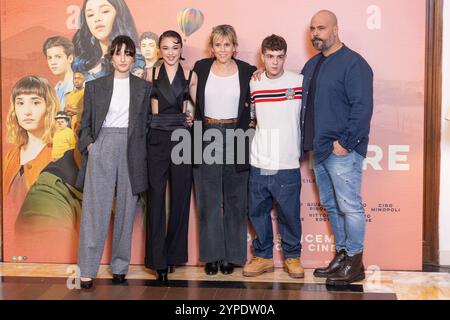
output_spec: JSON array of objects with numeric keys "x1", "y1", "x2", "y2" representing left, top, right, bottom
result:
[{"x1": 204, "y1": 71, "x2": 240, "y2": 119}]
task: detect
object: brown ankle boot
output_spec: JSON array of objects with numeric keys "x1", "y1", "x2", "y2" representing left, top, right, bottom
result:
[
  {"x1": 243, "y1": 257, "x2": 274, "y2": 277},
  {"x1": 313, "y1": 249, "x2": 347, "y2": 278},
  {"x1": 284, "y1": 258, "x2": 305, "y2": 279},
  {"x1": 326, "y1": 252, "x2": 365, "y2": 286}
]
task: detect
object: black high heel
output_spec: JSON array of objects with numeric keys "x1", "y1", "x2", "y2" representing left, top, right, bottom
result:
[
  {"x1": 112, "y1": 274, "x2": 127, "y2": 284},
  {"x1": 157, "y1": 269, "x2": 169, "y2": 282},
  {"x1": 80, "y1": 279, "x2": 93, "y2": 289}
]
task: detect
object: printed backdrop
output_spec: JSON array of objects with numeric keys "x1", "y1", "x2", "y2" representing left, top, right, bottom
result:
[{"x1": 1, "y1": 0, "x2": 425, "y2": 270}]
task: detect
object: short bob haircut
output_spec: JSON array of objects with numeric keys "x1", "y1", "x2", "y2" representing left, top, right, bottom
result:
[
  {"x1": 6, "y1": 76, "x2": 59, "y2": 146},
  {"x1": 261, "y1": 34, "x2": 288, "y2": 54},
  {"x1": 209, "y1": 24, "x2": 238, "y2": 48},
  {"x1": 108, "y1": 35, "x2": 136, "y2": 59}
]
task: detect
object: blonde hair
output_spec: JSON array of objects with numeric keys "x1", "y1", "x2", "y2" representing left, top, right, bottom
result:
[
  {"x1": 6, "y1": 76, "x2": 60, "y2": 146},
  {"x1": 209, "y1": 24, "x2": 239, "y2": 48}
]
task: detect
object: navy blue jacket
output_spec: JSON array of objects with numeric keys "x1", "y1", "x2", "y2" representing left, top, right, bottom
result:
[{"x1": 301, "y1": 45, "x2": 373, "y2": 164}]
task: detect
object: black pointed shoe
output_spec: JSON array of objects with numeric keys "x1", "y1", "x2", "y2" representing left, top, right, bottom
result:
[
  {"x1": 313, "y1": 249, "x2": 347, "y2": 278},
  {"x1": 168, "y1": 265, "x2": 175, "y2": 273},
  {"x1": 157, "y1": 269, "x2": 169, "y2": 282},
  {"x1": 204, "y1": 261, "x2": 219, "y2": 275},
  {"x1": 112, "y1": 274, "x2": 127, "y2": 284},
  {"x1": 80, "y1": 279, "x2": 93, "y2": 289},
  {"x1": 220, "y1": 261, "x2": 234, "y2": 275},
  {"x1": 326, "y1": 252, "x2": 366, "y2": 286}
]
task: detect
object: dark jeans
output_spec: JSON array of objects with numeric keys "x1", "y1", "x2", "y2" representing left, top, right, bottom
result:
[
  {"x1": 248, "y1": 166, "x2": 302, "y2": 259},
  {"x1": 193, "y1": 122, "x2": 249, "y2": 265}
]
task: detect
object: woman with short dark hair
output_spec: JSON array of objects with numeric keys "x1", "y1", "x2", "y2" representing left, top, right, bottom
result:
[{"x1": 76, "y1": 35, "x2": 151, "y2": 289}]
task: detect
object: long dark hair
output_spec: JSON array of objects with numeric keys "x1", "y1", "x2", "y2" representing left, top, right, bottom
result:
[{"x1": 72, "y1": 0, "x2": 139, "y2": 73}]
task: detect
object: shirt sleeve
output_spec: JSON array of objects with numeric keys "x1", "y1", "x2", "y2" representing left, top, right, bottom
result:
[
  {"x1": 77, "y1": 82, "x2": 95, "y2": 155},
  {"x1": 338, "y1": 58, "x2": 374, "y2": 152}
]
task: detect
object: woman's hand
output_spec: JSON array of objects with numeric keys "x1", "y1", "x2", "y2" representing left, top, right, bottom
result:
[{"x1": 185, "y1": 111, "x2": 194, "y2": 127}]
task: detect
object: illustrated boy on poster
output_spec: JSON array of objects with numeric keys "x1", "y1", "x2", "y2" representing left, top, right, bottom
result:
[{"x1": 43, "y1": 36, "x2": 74, "y2": 109}]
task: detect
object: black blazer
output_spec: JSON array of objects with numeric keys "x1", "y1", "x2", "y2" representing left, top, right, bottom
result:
[
  {"x1": 193, "y1": 58, "x2": 256, "y2": 172},
  {"x1": 76, "y1": 73, "x2": 152, "y2": 194}
]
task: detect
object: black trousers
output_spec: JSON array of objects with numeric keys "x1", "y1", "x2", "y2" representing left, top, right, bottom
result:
[{"x1": 145, "y1": 129, "x2": 193, "y2": 270}]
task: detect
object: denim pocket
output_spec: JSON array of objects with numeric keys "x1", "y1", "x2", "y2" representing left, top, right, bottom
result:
[{"x1": 327, "y1": 151, "x2": 355, "y2": 175}]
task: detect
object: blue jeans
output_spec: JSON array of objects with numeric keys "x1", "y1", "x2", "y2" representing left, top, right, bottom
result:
[
  {"x1": 313, "y1": 151, "x2": 365, "y2": 256},
  {"x1": 248, "y1": 166, "x2": 302, "y2": 259}
]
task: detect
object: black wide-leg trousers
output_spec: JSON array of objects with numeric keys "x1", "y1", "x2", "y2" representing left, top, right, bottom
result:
[{"x1": 145, "y1": 129, "x2": 193, "y2": 270}]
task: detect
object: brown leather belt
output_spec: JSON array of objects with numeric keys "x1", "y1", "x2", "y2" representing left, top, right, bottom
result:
[{"x1": 203, "y1": 117, "x2": 238, "y2": 124}]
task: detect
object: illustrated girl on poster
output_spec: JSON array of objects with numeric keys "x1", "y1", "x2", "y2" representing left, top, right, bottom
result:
[
  {"x1": 3, "y1": 76, "x2": 59, "y2": 259},
  {"x1": 1, "y1": 75, "x2": 83, "y2": 263},
  {"x1": 4, "y1": 76, "x2": 58, "y2": 204},
  {"x1": 72, "y1": 0, "x2": 143, "y2": 81}
]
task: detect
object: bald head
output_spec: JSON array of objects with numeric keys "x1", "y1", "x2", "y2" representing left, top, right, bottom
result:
[
  {"x1": 310, "y1": 10, "x2": 341, "y2": 55},
  {"x1": 312, "y1": 10, "x2": 338, "y2": 27}
]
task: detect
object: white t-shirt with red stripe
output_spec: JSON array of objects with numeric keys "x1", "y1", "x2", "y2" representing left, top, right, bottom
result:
[{"x1": 250, "y1": 71, "x2": 303, "y2": 170}]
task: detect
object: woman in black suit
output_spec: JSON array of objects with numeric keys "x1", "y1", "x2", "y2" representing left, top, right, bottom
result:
[
  {"x1": 145, "y1": 31, "x2": 196, "y2": 282},
  {"x1": 193, "y1": 25, "x2": 256, "y2": 275}
]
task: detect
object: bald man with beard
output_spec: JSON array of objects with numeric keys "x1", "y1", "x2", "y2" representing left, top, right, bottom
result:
[{"x1": 300, "y1": 10, "x2": 374, "y2": 285}]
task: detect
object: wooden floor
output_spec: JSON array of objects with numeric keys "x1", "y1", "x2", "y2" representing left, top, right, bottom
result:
[{"x1": 1, "y1": 263, "x2": 449, "y2": 300}]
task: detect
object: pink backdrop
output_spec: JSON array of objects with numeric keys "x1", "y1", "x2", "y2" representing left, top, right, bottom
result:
[{"x1": 1, "y1": 0, "x2": 425, "y2": 270}]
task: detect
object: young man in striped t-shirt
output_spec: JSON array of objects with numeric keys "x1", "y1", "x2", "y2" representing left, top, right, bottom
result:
[{"x1": 243, "y1": 35, "x2": 304, "y2": 279}]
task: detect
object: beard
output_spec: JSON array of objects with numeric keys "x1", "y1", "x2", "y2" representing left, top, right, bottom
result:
[{"x1": 312, "y1": 37, "x2": 333, "y2": 52}]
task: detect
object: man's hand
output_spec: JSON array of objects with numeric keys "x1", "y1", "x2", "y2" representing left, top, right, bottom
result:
[
  {"x1": 332, "y1": 140, "x2": 349, "y2": 156},
  {"x1": 252, "y1": 68, "x2": 265, "y2": 81},
  {"x1": 87, "y1": 143, "x2": 93, "y2": 152}
]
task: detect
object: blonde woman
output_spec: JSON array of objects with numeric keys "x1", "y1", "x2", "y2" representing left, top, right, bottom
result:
[{"x1": 193, "y1": 25, "x2": 256, "y2": 275}]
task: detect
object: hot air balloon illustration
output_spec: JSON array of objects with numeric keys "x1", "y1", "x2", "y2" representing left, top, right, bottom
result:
[{"x1": 177, "y1": 8, "x2": 204, "y2": 38}]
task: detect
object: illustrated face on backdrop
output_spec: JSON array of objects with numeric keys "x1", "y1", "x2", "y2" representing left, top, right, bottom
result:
[
  {"x1": 85, "y1": 0, "x2": 117, "y2": 42},
  {"x1": 56, "y1": 118, "x2": 69, "y2": 129},
  {"x1": 262, "y1": 49, "x2": 286, "y2": 78},
  {"x1": 141, "y1": 38, "x2": 158, "y2": 62},
  {"x1": 73, "y1": 72, "x2": 85, "y2": 89},
  {"x1": 14, "y1": 94, "x2": 47, "y2": 135},
  {"x1": 159, "y1": 37, "x2": 182, "y2": 66},
  {"x1": 46, "y1": 46, "x2": 73, "y2": 77},
  {"x1": 310, "y1": 12, "x2": 338, "y2": 52},
  {"x1": 211, "y1": 36, "x2": 236, "y2": 64},
  {"x1": 111, "y1": 44, "x2": 135, "y2": 74}
]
